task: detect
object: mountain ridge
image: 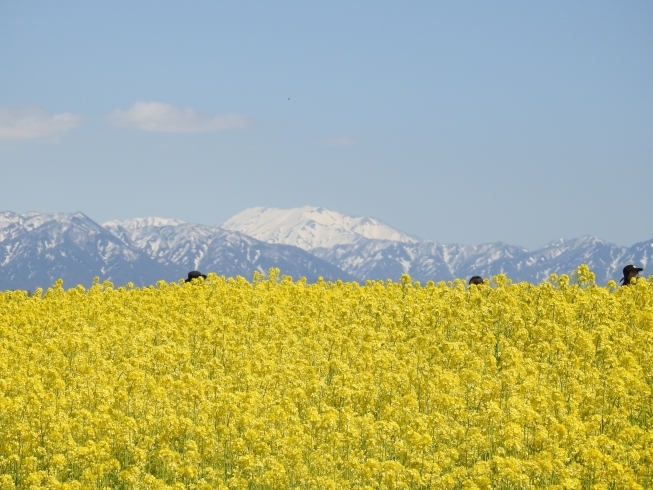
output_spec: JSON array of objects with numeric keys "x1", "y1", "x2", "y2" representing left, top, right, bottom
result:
[
  {"x1": 223, "y1": 207, "x2": 651, "y2": 284},
  {"x1": 221, "y1": 206, "x2": 420, "y2": 250},
  {"x1": 0, "y1": 207, "x2": 649, "y2": 290}
]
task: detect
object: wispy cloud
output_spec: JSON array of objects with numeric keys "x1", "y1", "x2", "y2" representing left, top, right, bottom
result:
[
  {"x1": 0, "y1": 106, "x2": 82, "y2": 140},
  {"x1": 321, "y1": 136, "x2": 355, "y2": 146},
  {"x1": 107, "y1": 102, "x2": 251, "y2": 133}
]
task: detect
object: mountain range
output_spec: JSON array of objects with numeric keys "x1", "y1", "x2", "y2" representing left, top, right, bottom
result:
[{"x1": 0, "y1": 206, "x2": 650, "y2": 291}]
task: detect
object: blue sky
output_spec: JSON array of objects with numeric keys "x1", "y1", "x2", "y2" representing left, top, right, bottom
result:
[{"x1": 1, "y1": 1, "x2": 651, "y2": 249}]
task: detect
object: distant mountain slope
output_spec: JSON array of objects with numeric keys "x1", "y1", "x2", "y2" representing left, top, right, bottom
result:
[
  {"x1": 0, "y1": 212, "x2": 164, "y2": 290},
  {"x1": 221, "y1": 206, "x2": 419, "y2": 250},
  {"x1": 312, "y1": 240, "x2": 530, "y2": 283},
  {"x1": 313, "y1": 236, "x2": 653, "y2": 284},
  {"x1": 0, "y1": 212, "x2": 353, "y2": 291},
  {"x1": 103, "y1": 218, "x2": 354, "y2": 282},
  {"x1": 1, "y1": 208, "x2": 650, "y2": 291},
  {"x1": 226, "y1": 207, "x2": 650, "y2": 284}
]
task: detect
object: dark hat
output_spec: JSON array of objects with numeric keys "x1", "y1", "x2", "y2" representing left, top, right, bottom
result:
[
  {"x1": 469, "y1": 276, "x2": 484, "y2": 286},
  {"x1": 186, "y1": 271, "x2": 207, "y2": 282},
  {"x1": 619, "y1": 264, "x2": 643, "y2": 283}
]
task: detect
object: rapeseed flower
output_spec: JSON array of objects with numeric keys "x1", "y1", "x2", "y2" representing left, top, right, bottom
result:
[{"x1": 0, "y1": 268, "x2": 651, "y2": 488}]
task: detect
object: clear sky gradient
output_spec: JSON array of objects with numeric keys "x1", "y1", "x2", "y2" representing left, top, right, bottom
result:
[{"x1": 1, "y1": 1, "x2": 651, "y2": 249}]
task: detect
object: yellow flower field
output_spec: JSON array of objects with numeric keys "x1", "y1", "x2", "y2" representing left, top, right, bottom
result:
[{"x1": 1, "y1": 266, "x2": 652, "y2": 490}]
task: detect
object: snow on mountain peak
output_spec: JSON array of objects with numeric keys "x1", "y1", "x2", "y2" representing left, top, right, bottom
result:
[
  {"x1": 0, "y1": 211, "x2": 105, "y2": 238},
  {"x1": 220, "y1": 206, "x2": 419, "y2": 251},
  {"x1": 102, "y1": 217, "x2": 186, "y2": 230},
  {"x1": 540, "y1": 236, "x2": 607, "y2": 249}
]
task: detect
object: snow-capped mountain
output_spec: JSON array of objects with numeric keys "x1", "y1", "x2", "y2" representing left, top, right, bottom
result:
[
  {"x1": 0, "y1": 211, "x2": 163, "y2": 291},
  {"x1": 1, "y1": 207, "x2": 650, "y2": 291},
  {"x1": 311, "y1": 240, "x2": 532, "y2": 283},
  {"x1": 224, "y1": 207, "x2": 651, "y2": 284},
  {"x1": 104, "y1": 218, "x2": 352, "y2": 282},
  {"x1": 315, "y1": 235, "x2": 653, "y2": 284},
  {"x1": 221, "y1": 206, "x2": 419, "y2": 250},
  {"x1": 0, "y1": 211, "x2": 352, "y2": 291}
]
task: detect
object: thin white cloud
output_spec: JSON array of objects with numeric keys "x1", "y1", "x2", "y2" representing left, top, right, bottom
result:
[
  {"x1": 108, "y1": 102, "x2": 250, "y2": 133},
  {"x1": 321, "y1": 136, "x2": 355, "y2": 146},
  {"x1": 0, "y1": 106, "x2": 82, "y2": 140}
]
